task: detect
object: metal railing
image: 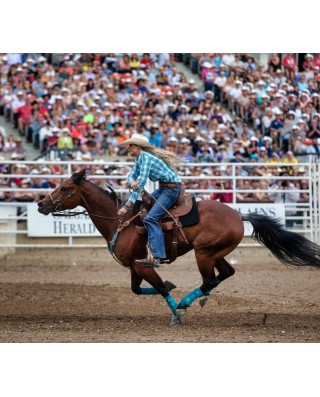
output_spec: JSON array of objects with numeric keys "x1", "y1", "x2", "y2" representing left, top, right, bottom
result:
[{"x1": 0, "y1": 158, "x2": 319, "y2": 248}]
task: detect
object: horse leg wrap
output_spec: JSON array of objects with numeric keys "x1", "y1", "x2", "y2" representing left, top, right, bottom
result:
[
  {"x1": 180, "y1": 287, "x2": 204, "y2": 308},
  {"x1": 141, "y1": 287, "x2": 159, "y2": 295},
  {"x1": 165, "y1": 294, "x2": 178, "y2": 315}
]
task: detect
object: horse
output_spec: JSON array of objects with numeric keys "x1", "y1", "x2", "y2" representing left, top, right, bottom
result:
[{"x1": 37, "y1": 169, "x2": 320, "y2": 324}]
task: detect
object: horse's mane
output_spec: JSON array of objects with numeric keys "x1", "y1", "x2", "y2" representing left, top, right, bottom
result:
[{"x1": 72, "y1": 169, "x2": 122, "y2": 205}]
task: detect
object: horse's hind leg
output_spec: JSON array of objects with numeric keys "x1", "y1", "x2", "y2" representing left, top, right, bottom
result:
[
  {"x1": 198, "y1": 258, "x2": 235, "y2": 308},
  {"x1": 215, "y1": 258, "x2": 235, "y2": 283},
  {"x1": 177, "y1": 252, "x2": 235, "y2": 311}
]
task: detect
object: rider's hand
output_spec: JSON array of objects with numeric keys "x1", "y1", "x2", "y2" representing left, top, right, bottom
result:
[
  {"x1": 117, "y1": 207, "x2": 128, "y2": 216},
  {"x1": 130, "y1": 180, "x2": 139, "y2": 191}
]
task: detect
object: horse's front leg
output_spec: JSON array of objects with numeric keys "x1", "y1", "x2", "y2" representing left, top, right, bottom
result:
[
  {"x1": 130, "y1": 268, "x2": 176, "y2": 295},
  {"x1": 131, "y1": 265, "x2": 179, "y2": 324}
]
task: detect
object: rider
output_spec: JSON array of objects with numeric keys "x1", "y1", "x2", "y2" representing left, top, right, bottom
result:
[{"x1": 117, "y1": 133, "x2": 184, "y2": 267}]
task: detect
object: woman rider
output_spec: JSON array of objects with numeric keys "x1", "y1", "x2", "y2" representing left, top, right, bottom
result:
[{"x1": 117, "y1": 133, "x2": 185, "y2": 267}]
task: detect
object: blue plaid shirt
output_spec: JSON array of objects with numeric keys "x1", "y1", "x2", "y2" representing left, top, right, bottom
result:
[{"x1": 127, "y1": 151, "x2": 181, "y2": 204}]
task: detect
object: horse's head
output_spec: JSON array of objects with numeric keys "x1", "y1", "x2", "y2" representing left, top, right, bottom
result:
[{"x1": 37, "y1": 169, "x2": 86, "y2": 215}]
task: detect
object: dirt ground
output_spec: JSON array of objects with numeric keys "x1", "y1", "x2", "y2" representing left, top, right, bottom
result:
[{"x1": 0, "y1": 250, "x2": 319, "y2": 343}]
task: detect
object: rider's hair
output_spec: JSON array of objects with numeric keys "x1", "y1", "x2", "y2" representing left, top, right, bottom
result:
[{"x1": 143, "y1": 146, "x2": 187, "y2": 169}]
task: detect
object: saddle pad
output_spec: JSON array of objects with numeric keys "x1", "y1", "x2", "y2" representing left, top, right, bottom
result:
[{"x1": 133, "y1": 195, "x2": 199, "y2": 228}]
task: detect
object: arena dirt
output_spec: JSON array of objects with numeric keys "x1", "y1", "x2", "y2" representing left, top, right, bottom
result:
[{"x1": 0, "y1": 251, "x2": 319, "y2": 342}]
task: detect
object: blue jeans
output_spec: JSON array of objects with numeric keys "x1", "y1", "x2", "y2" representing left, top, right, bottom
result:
[{"x1": 144, "y1": 187, "x2": 181, "y2": 259}]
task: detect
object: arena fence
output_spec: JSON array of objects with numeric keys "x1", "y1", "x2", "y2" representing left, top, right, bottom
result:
[{"x1": 0, "y1": 158, "x2": 319, "y2": 251}]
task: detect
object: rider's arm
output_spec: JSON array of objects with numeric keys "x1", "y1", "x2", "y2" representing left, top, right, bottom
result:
[{"x1": 127, "y1": 153, "x2": 153, "y2": 205}]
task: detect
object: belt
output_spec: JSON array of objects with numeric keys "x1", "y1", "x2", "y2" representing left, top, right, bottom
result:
[{"x1": 160, "y1": 182, "x2": 182, "y2": 188}]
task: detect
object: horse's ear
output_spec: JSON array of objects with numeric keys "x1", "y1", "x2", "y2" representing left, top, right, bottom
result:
[{"x1": 72, "y1": 169, "x2": 86, "y2": 185}]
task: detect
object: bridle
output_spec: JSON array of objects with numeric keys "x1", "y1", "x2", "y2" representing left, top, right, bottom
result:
[
  {"x1": 48, "y1": 186, "x2": 121, "y2": 220},
  {"x1": 49, "y1": 187, "x2": 79, "y2": 213}
]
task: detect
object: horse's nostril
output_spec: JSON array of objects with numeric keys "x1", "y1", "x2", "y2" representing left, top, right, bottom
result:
[{"x1": 38, "y1": 201, "x2": 44, "y2": 209}]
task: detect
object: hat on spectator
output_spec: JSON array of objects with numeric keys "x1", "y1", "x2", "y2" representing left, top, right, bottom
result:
[
  {"x1": 180, "y1": 137, "x2": 190, "y2": 144},
  {"x1": 129, "y1": 102, "x2": 138, "y2": 107},
  {"x1": 311, "y1": 92, "x2": 319, "y2": 97},
  {"x1": 305, "y1": 54, "x2": 314, "y2": 59},
  {"x1": 292, "y1": 125, "x2": 299, "y2": 130},
  {"x1": 103, "y1": 102, "x2": 112, "y2": 108},
  {"x1": 209, "y1": 139, "x2": 217, "y2": 145},
  {"x1": 62, "y1": 128, "x2": 70, "y2": 133},
  {"x1": 259, "y1": 146, "x2": 267, "y2": 151},
  {"x1": 188, "y1": 128, "x2": 196, "y2": 133},
  {"x1": 120, "y1": 133, "x2": 153, "y2": 148},
  {"x1": 168, "y1": 137, "x2": 178, "y2": 142},
  {"x1": 176, "y1": 129, "x2": 184, "y2": 135},
  {"x1": 263, "y1": 136, "x2": 272, "y2": 142},
  {"x1": 17, "y1": 91, "x2": 24, "y2": 96},
  {"x1": 94, "y1": 169, "x2": 105, "y2": 175},
  {"x1": 242, "y1": 86, "x2": 250, "y2": 91},
  {"x1": 302, "y1": 113, "x2": 310, "y2": 120},
  {"x1": 250, "y1": 137, "x2": 259, "y2": 142},
  {"x1": 188, "y1": 79, "x2": 196, "y2": 84},
  {"x1": 297, "y1": 119, "x2": 305, "y2": 124},
  {"x1": 202, "y1": 62, "x2": 213, "y2": 68},
  {"x1": 195, "y1": 136, "x2": 204, "y2": 142},
  {"x1": 2, "y1": 56, "x2": 8, "y2": 61},
  {"x1": 257, "y1": 80, "x2": 265, "y2": 86},
  {"x1": 38, "y1": 56, "x2": 46, "y2": 62},
  {"x1": 82, "y1": 153, "x2": 92, "y2": 161},
  {"x1": 21, "y1": 178, "x2": 31, "y2": 185},
  {"x1": 288, "y1": 110, "x2": 296, "y2": 116}
]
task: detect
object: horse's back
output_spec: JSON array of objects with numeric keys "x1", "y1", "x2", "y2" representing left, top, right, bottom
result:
[{"x1": 191, "y1": 199, "x2": 244, "y2": 246}]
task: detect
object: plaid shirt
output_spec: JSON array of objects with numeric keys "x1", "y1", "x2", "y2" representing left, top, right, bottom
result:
[{"x1": 127, "y1": 151, "x2": 181, "y2": 204}]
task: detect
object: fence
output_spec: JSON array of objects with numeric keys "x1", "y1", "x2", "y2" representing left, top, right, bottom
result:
[{"x1": 0, "y1": 158, "x2": 319, "y2": 250}]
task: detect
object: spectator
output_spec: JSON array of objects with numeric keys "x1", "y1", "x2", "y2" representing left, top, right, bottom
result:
[{"x1": 268, "y1": 179, "x2": 300, "y2": 227}]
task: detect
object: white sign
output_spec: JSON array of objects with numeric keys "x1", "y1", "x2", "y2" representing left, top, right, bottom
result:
[
  {"x1": 228, "y1": 203, "x2": 285, "y2": 236},
  {"x1": 28, "y1": 203, "x2": 100, "y2": 237}
]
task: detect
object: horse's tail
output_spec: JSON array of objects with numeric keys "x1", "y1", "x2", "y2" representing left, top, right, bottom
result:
[{"x1": 242, "y1": 213, "x2": 320, "y2": 269}]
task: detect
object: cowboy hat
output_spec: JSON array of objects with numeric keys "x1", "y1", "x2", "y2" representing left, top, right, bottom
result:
[{"x1": 120, "y1": 133, "x2": 153, "y2": 148}]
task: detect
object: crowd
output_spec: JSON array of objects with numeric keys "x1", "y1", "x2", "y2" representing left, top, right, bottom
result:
[{"x1": 0, "y1": 52, "x2": 317, "y2": 211}]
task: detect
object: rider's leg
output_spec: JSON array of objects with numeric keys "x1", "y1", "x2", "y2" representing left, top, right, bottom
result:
[{"x1": 143, "y1": 187, "x2": 181, "y2": 262}]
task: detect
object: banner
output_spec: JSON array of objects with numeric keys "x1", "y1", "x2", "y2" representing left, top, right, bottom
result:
[
  {"x1": 27, "y1": 203, "x2": 100, "y2": 237},
  {"x1": 228, "y1": 203, "x2": 285, "y2": 236},
  {"x1": 28, "y1": 203, "x2": 285, "y2": 238}
]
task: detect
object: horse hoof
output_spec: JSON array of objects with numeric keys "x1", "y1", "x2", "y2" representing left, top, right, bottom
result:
[
  {"x1": 170, "y1": 309, "x2": 186, "y2": 325},
  {"x1": 164, "y1": 280, "x2": 177, "y2": 292},
  {"x1": 199, "y1": 297, "x2": 208, "y2": 308}
]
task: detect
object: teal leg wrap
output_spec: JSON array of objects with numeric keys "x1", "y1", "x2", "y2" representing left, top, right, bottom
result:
[
  {"x1": 165, "y1": 294, "x2": 178, "y2": 315},
  {"x1": 180, "y1": 287, "x2": 204, "y2": 308},
  {"x1": 141, "y1": 287, "x2": 159, "y2": 295}
]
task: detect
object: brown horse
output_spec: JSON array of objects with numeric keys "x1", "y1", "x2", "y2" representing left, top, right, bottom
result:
[{"x1": 37, "y1": 169, "x2": 320, "y2": 324}]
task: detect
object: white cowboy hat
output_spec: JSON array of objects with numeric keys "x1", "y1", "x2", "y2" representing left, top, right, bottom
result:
[{"x1": 120, "y1": 133, "x2": 153, "y2": 148}]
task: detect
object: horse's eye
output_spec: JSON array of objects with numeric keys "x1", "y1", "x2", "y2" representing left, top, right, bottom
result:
[{"x1": 60, "y1": 186, "x2": 68, "y2": 192}]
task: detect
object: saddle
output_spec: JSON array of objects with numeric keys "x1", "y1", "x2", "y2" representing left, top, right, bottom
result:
[{"x1": 135, "y1": 188, "x2": 195, "y2": 262}]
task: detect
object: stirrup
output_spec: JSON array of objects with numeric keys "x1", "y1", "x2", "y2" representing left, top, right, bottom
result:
[{"x1": 135, "y1": 258, "x2": 170, "y2": 268}]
